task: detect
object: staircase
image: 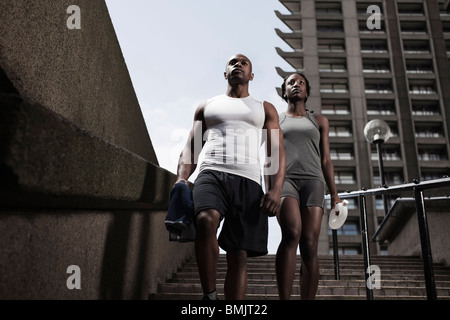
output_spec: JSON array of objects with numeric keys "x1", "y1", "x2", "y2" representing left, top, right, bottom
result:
[{"x1": 150, "y1": 254, "x2": 450, "y2": 300}]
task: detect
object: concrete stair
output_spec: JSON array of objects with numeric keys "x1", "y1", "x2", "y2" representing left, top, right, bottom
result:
[{"x1": 149, "y1": 254, "x2": 450, "y2": 300}]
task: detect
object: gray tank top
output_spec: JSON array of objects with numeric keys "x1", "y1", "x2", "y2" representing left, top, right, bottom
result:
[{"x1": 279, "y1": 111, "x2": 325, "y2": 183}]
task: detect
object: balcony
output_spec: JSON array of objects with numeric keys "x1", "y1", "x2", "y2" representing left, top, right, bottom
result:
[
  {"x1": 275, "y1": 10, "x2": 301, "y2": 31},
  {"x1": 275, "y1": 47, "x2": 303, "y2": 70},
  {"x1": 275, "y1": 28, "x2": 302, "y2": 51}
]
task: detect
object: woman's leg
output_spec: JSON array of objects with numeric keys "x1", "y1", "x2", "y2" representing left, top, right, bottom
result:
[
  {"x1": 275, "y1": 196, "x2": 302, "y2": 300},
  {"x1": 299, "y1": 206, "x2": 323, "y2": 300}
]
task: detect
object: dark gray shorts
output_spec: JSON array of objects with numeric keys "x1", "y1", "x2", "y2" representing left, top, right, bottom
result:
[
  {"x1": 193, "y1": 170, "x2": 267, "y2": 257},
  {"x1": 282, "y1": 178, "x2": 325, "y2": 209}
]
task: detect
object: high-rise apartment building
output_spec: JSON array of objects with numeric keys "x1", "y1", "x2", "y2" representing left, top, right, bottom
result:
[{"x1": 275, "y1": 0, "x2": 450, "y2": 255}]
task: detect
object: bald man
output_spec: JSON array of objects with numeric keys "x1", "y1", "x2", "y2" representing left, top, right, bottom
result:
[{"x1": 175, "y1": 54, "x2": 286, "y2": 300}]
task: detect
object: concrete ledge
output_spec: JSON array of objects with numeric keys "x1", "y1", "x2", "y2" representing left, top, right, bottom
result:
[{"x1": 1, "y1": 94, "x2": 173, "y2": 204}]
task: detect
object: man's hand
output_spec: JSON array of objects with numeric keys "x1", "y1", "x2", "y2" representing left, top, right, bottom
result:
[
  {"x1": 174, "y1": 178, "x2": 189, "y2": 187},
  {"x1": 260, "y1": 189, "x2": 282, "y2": 217}
]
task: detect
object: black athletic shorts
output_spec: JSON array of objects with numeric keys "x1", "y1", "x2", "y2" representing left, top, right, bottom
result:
[
  {"x1": 193, "y1": 170, "x2": 268, "y2": 257},
  {"x1": 282, "y1": 178, "x2": 325, "y2": 209}
]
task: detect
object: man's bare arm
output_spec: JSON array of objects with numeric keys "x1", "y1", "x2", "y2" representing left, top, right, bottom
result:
[
  {"x1": 260, "y1": 101, "x2": 286, "y2": 216},
  {"x1": 176, "y1": 102, "x2": 206, "y2": 185}
]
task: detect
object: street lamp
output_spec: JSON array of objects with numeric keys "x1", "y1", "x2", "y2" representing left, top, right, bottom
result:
[{"x1": 364, "y1": 119, "x2": 391, "y2": 215}]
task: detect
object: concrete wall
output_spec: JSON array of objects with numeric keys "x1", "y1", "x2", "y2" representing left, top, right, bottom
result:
[
  {"x1": 0, "y1": 0, "x2": 157, "y2": 163},
  {"x1": 380, "y1": 198, "x2": 450, "y2": 266},
  {"x1": 387, "y1": 210, "x2": 450, "y2": 266},
  {"x1": 0, "y1": 94, "x2": 194, "y2": 299},
  {"x1": 0, "y1": 208, "x2": 192, "y2": 299},
  {"x1": 0, "y1": 0, "x2": 194, "y2": 299}
]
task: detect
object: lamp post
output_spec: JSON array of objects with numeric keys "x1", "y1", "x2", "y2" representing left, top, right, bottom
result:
[{"x1": 364, "y1": 119, "x2": 391, "y2": 215}]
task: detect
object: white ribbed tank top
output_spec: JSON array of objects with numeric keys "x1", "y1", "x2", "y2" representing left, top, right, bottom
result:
[{"x1": 198, "y1": 94, "x2": 265, "y2": 185}]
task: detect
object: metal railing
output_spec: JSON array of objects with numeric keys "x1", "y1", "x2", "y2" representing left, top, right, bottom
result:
[{"x1": 325, "y1": 176, "x2": 450, "y2": 300}]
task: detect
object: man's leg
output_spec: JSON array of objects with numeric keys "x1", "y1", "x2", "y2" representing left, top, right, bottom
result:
[
  {"x1": 224, "y1": 249, "x2": 248, "y2": 300},
  {"x1": 195, "y1": 209, "x2": 221, "y2": 299}
]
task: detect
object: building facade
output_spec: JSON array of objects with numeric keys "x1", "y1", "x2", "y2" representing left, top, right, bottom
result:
[{"x1": 275, "y1": 0, "x2": 450, "y2": 255}]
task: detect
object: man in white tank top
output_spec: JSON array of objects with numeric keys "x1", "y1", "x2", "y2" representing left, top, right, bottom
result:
[{"x1": 175, "y1": 54, "x2": 286, "y2": 300}]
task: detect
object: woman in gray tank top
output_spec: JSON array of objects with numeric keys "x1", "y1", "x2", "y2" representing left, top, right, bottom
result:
[{"x1": 276, "y1": 73, "x2": 342, "y2": 300}]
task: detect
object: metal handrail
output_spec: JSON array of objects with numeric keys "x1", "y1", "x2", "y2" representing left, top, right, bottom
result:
[{"x1": 325, "y1": 176, "x2": 450, "y2": 300}]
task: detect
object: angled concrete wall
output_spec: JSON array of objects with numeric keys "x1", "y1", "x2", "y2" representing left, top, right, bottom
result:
[
  {"x1": 0, "y1": 0, "x2": 157, "y2": 163},
  {"x1": 0, "y1": 1, "x2": 194, "y2": 299},
  {"x1": 376, "y1": 198, "x2": 450, "y2": 267}
]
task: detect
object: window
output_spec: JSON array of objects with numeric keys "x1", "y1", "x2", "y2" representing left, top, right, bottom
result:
[
  {"x1": 439, "y1": 1, "x2": 450, "y2": 15},
  {"x1": 328, "y1": 221, "x2": 360, "y2": 236},
  {"x1": 316, "y1": 2, "x2": 342, "y2": 14},
  {"x1": 375, "y1": 196, "x2": 399, "y2": 210},
  {"x1": 330, "y1": 247, "x2": 362, "y2": 255},
  {"x1": 421, "y1": 170, "x2": 449, "y2": 181},
  {"x1": 400, "y1": 21, "x2": 427, "y2": 34},
  {"x1": 371, "y1": 147, "x2": 401, "y2": 161},
  {"x1": 325, "y1": 198, "x2": 357, "y2": 210},
  {"x1": 363, "y1": 59, "x2": 391, "y2": 73},
  {"x1": 321, "y1": 83, "x2": 348, "y2": 93},
  {"x1": 367, "y1": 101, "x2": 396, "y2": 115},
  {"x1": 397, "y1": 3, "x2": 423, "y2": 15},
  {"x1": 357, "y1": 2, "x2": 383, "y2": 15},
  {"x1": 403, "y1": 40, "x2": 430, "y2": 54},
  {"x1": 329, "y1": 125, "x2": 352, "y2": 137},
  {"x1": 415, "y1": 125, "x2": 444, "y2": 138},
  {"x1": 406, "y1": 60, "x2": 433, "y2": 74},
  {"x1": 361, "y1": 39, "x2": 388, "y2": 53},
  {"x1": 319, "y1": 62, "x2": 347, "y2": 73},
  {"x1": 410, "y1": 85, "x2": 436, "y2": 94},
  {"x1": 388, "y1": 124, "x2": 399, "y2": 138},
  {"x1": 335, "y1": 171, "x2": 356, "y2": 184},
  {"x1": 317, "y1": 20, "x2": 344, "y2": 33},
  {"x1": 379, "y1": 245, "x2": 388, "y2": 256},
  {"x1": 322, "y1": 101, "x2": 350, "y2": 115},
  {"x1": 318, "y1": 39, "x2": 345, "y2": 52},
  {"x1": 365, "y1": 81, "x2": 393, "y2": 94},
  {"x1": 442, "y1": 20, "x2": 450, "y2": 34},
  {"x1": 359, "y1": 20, "x2": 385, "y2": 33},
  {"x1": 330, "y1": 148, "x2": 354, "y2": 160},
  {"x1": 373, "y1": 170, "x2": 404, "y2": 186},
  {"x1": 418, "y1": 147, "x2": 448, "y2": 161},
  {"x1": 412, "y1": 102, "x2": 440, "y2": 116}
]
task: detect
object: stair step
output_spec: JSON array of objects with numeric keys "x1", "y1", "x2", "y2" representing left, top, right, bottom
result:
[
  {"x1": 150, "y1": 292, "x2": 450, "y2": 300},
  {"x1": 171, "y1": 271, "x2": 450, "y2": 281},
  {"x1": 150, "y1": 254, "x2": 450, "y2": 300},
  {"x1": 158, "y1": 282, "x2": 450, "y2": 294}
]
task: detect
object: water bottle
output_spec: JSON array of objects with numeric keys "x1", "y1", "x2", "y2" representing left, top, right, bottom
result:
[{"x1": 328, "y1": 200, "x2": 349, "y2": 230}]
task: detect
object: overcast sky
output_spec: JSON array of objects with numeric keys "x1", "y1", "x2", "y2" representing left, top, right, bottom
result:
[{"x1": 104, "y1": 0, "x2": 296, "y2": 253}]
